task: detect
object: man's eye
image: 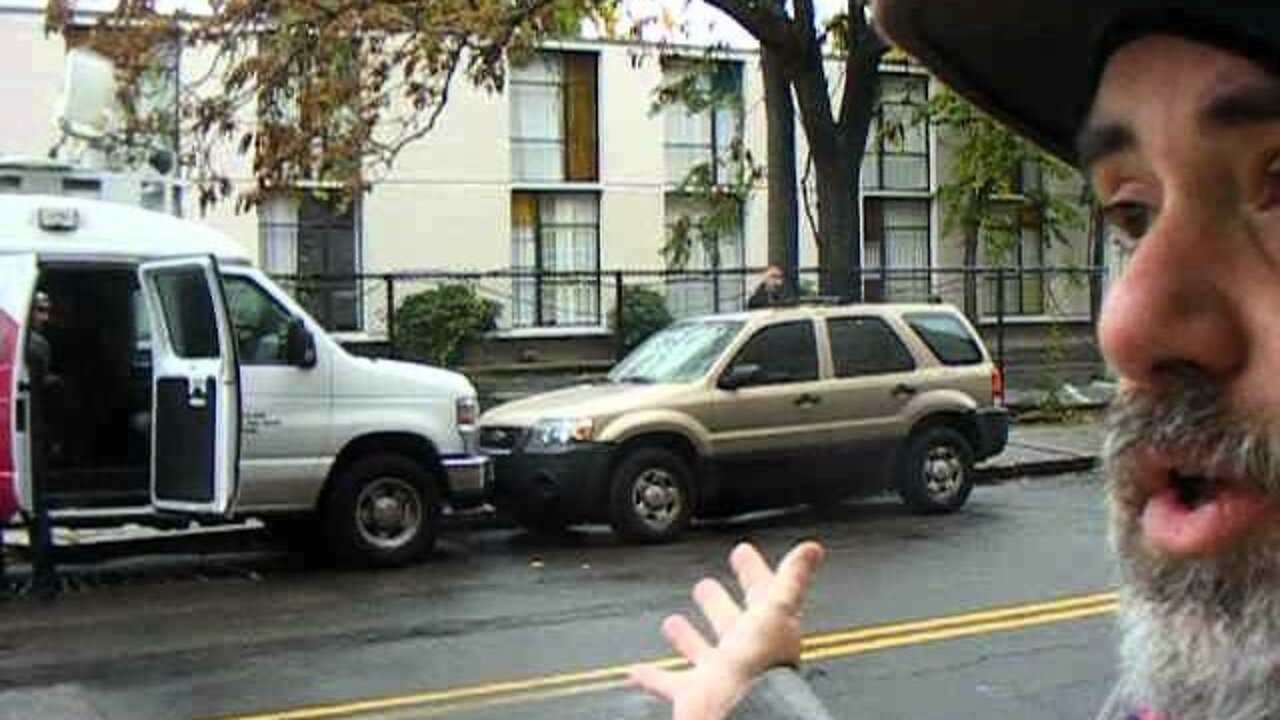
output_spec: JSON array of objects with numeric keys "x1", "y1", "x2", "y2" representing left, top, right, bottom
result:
[
  {"x1": 1262, "y1": 160, "x2": 1280, "y2": 209},
  {"x1": 1101, "y1": 201, "x2": 1151, "y2": 250}
]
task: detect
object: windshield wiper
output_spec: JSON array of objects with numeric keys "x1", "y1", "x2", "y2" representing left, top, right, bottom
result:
[{"x1": 613, "y1": 374, "x2": 656, "y2": 384}]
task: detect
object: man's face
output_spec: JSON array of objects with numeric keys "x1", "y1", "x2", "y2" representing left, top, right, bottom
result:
[
  {"x1": 764, "y1": 267, "x2": 783, "y2": 290},
  {"x1": 1088, "y1": 35, "x2": 1280, "y2": 717}
]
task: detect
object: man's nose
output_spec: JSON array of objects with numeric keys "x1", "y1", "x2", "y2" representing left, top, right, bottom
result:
[{"x1": 1096, "y1": 211, "x2": 1247, "y2": 391}]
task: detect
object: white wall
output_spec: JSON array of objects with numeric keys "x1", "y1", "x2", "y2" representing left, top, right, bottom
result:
[{"x1": 0, "y1": 12, "x2": 69, "y2": 160}]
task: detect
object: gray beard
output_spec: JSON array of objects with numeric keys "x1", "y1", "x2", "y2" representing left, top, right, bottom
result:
[{"x1": 1105, "y1": 365, "x2": 1280, "y2": 720}]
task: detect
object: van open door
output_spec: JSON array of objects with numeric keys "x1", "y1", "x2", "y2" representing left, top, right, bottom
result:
[
  {"x1": 138, "y1": 257, "x2": 241, "y2": 516},
  {"x1": 0, "y1": 253, "x2": 36, "y2": 520}
]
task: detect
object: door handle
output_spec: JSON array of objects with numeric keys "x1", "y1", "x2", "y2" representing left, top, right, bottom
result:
[
  {"x1": 892, "y1": 383, "x2": 918, "y2": 398},
  {"x1": 794, "y1": 393, "x2": 821, "y2": 407},
  {"x1": 188, "y1": 383, "x2": 208, "y2": 409}
]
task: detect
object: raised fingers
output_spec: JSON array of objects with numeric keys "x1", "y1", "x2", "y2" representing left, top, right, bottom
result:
[
  {"x1": 662, "y1": 613, "x2": 712, "y2": 662},
  {"x1": 766, "y1": 541, "x2": 825, "y2": 614},
  {"x1": 628, "y1": 664, "x2": 679, "y2": 702},
  {"x1": 693, "y1": 577, "x2": 742, "y2": 638},
  {"x1": 729, "y1": 542, "x2": 774, "y2": 603}
]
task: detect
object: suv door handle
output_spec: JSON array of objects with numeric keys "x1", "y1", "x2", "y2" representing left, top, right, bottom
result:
[
  {"x1": 188, "y1": 383, "x2": 208, "y2": 409},
  {"x1": 794, "y1": 393, "x2": 821, "y2": 407},
  {"x1": 892, "y1": 383, "x2": 918, "y2": 398}
]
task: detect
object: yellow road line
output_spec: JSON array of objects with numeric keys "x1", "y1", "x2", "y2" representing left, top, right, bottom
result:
[
  {"x1": 212, "y1": 590, "x2": 1118, "y2": 720},
  {"x1": 802, "y1": 601, "x2": 1117, "y2": 662},
  {"x1": 802, "y1": 591, "x2": 1117, "y2": 650}
]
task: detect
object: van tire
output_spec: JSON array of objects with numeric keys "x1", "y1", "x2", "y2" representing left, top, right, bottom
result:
[
  {"x1": 896, "y1": 425, "x2": 974, "y2": 514},
  {"x1": 322, "y1": 453, "x2": 441, "y2": 568},
  {"x1": 608, "y1": 447, "x2": 693, "y2": 544}
]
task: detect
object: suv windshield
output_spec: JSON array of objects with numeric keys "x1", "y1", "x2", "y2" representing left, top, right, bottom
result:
[{"x1": 609, "y1": 319, "x2": 744, "y2": 384}]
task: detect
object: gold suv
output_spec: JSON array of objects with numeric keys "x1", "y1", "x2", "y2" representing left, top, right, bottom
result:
[{"x1": 478, "y1": 303, "x2": 1008, "y2": 543}]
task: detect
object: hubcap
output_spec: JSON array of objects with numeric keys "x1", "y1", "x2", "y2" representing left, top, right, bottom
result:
[
  {"x1": 923, "y1": 444, "x2": 965, "y2": 499},
  {"x1": 631, "y1": 468, "x2": 683, "y2": 531},
  {"x1": 356, "y1": 477, "x2": 423, "y2": 550}
]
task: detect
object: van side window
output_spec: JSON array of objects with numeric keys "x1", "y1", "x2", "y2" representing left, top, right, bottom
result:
[
  {"x1": 154, "y1": 269, "x2": 220, "y2": 359},
  {"x1": 827, "y1": 317, "x2": 916, "y2": 377},
  {"x1": 904, "y1": 312, "x2": 984, "y2": 366},
  {"x1": 727, "y1": 321, "x2": 819, "y2": 385},
  {"x1": 223, "y1": 276, "x2": 293, "y2": 366}
]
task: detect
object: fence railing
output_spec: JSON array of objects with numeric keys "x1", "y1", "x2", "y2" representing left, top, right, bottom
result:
[{"x1": 270, "y1": 265, "x2": 1113, "y2": 385}]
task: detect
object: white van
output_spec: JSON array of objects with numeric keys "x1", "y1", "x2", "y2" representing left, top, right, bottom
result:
[{"x1": 0, "y1": 194, "x2": 489, "y2": 567}]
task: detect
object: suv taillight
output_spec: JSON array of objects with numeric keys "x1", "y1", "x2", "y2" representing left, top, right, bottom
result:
[
  {"x1": 991, "y1": 365, "x2": 1005, "y2": 406},
  {"x1": 0, "y1": 310, "x2": 17, "y2": 520}
]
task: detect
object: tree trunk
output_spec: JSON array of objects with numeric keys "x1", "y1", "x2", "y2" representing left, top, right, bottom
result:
[
  {"x1": 963, "y1": 218, "x2": 980, "y2": 319},
  {"x1": 812, "y1": 151, "x2": 857, "y2": 298},
  {"x1": 762, "y1": 48, "x2": 799, "y2": 294}
]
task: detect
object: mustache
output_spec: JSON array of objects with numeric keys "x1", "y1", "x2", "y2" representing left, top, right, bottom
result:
[{"x1": 1105, "y1": 363, "x2": 1280, "y2": 493}]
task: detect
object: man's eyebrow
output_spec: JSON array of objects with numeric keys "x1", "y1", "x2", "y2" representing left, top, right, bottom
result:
[
  {"x1": 1075, "y1": 122, "x2": 1135, "y2": 170},
  {"x1": 1203, "y1": 80, "x2": 1280, "y2": 127}
]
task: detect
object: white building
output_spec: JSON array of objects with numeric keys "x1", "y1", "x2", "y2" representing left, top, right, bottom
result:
[{"x1": 0, "y1": 6, "x2": 1095, "y2": 350}]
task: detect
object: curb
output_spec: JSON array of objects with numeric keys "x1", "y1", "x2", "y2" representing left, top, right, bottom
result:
[{"x1": 975, "y1": 456, "x2": 1099, "y2": 484}]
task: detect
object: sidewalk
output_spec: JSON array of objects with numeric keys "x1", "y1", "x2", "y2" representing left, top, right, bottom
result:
[{"x1": 976, "y1": 414, "x2": 1105, "y2": 482}]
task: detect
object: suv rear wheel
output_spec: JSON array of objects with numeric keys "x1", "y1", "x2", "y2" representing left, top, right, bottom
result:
[
  {"x1": 608, "y1": 447, "x2": 694, "y2": 543},
  {"x1": 323, "y1": 453, "x2": 441, "y2": 567},
  {"x1": 897, "y1": 425, "x2": 974, "y2": 513}
]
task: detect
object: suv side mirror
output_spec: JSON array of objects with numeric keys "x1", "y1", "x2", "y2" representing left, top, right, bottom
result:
[
  {"x1": 286, "y1": 318, "x2": 317, "y2": 369},
  {"x1": 719, "y1": 363, "x2": 762, "y2": 391}
]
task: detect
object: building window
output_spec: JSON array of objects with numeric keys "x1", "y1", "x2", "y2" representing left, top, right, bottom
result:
[
  {"x1": 259, "y1": 191, "x2": 361, "y2": 331},
  {"x1": 663, "y1": 196, "x2": 745, "y2": 318},
  {"x1": 985, "y1": 222, "x2": 1045, "y2": 316},
  {"x1": 863, "y1": 198, "x2": 931, "y2": 302},
  {"x1": 862, "y1": 74, "x2": 929, "y2": 191},
  {"x1": 511, "y1": 192, "x2": 600, "y2": 327},
  {"x1": 510, "y1": 52, "x2": 598, "y2": 183},
  {"x1": 662, "y1": 61, "x2": 744, "y2": 187}
]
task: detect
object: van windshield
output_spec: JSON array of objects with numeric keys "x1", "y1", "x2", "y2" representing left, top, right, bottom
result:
[{"x1": 608, "y1": 319, "x2": 744, "y2": 384}]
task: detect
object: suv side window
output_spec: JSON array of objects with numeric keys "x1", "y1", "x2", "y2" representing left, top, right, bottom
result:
[
  {"x1": 827, "y1": 317, "x2": 916, "y2": 377},
  {"x1": 726, "y1": 320, "x2": 819, "y2": 385},
  {"x1": 904, "y1": 312, "x2": 984, "y2": 366},
  {"x1": 224, "y1": 275, "x2": 294, "y2": 366}
]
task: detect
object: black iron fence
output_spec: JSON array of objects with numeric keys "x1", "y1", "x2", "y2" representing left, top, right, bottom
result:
[{"x1": 271, "y1": 265, "x2": 1114, "y2": 386}]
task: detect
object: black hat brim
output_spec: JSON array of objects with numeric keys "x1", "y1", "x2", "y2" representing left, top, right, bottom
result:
[{"x1": 872, "y1": 1, "x2": 1280, "y2": 165}]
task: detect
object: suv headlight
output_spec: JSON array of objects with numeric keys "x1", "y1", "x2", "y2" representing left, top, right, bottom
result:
[
  {"x1": 455, "y1": 396, "x2": 479, "y2": 428},
  {"x1": 526, "y1": 418, "x2": 595, "y2": 453}
]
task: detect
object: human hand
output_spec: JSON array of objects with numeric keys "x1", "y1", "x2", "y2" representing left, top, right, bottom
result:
[{"x1": 629, "y1": 541, "x2": 824, "y2": 720}]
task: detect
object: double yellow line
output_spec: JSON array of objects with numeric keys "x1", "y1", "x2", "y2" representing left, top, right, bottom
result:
[{"x1": 214, "y1": 590, "x2": 1118, "y2": 720}]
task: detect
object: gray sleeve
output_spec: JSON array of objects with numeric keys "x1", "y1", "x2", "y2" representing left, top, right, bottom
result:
[{"x1": 728, "y1": 667, "x2": 838, "y2": 720}]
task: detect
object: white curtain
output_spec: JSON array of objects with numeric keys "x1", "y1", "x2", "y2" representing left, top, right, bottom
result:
[
  {"x1": 882, "y1": 199, "x2": 930, "y2": 301},
  {"x1": 510, "y1": 55, "x2": 565, "y2": 182},
  {"x1": 259, "y1": 195, "x2": 298, "y2": 275},
  {"x1": 539, "y1": 194, "x2": 599, "y2": 325}
]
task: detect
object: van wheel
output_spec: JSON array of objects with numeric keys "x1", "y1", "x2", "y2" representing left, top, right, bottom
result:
[
  {"x1": 323, "y1": 453, "x2": 441, "y2": 568},
  {"x1": 896, "y1": 426, "x2": 974, "y2": 514},
  {"x1": 608, "y1": 448, "x2": 693, "y2": 544}
]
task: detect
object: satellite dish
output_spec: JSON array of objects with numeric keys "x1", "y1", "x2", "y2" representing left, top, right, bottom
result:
[{"x1": 59, "y1": 47, "x2": 117, "y2": 140}]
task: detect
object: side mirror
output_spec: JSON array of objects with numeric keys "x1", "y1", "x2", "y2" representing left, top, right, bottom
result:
[
  {"x1": 719, "y1": 363, "x2": 762, "y2": 391},
  {"x1": 286, "y1": 319, "x2": 317, "y2": 369}
]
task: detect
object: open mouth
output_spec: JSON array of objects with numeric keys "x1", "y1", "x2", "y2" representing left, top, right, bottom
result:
[{"x1": 1136, "y1": 458, "x2": 1279, "y2": 556}]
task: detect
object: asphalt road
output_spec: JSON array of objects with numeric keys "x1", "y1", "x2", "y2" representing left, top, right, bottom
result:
[{"x1": 0, "y1": 471, "x2": 1120, "y2": 720}]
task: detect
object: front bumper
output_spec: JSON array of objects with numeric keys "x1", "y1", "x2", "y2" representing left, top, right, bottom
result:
[
  {"x1": 489, "y1": 443, "x2": 615, "y2": 521},
  {"x1": 442, "y1": 455, "x2": 493, "y2": 506},
  {"x1": 972, "y1": 407, "x2": 1010, "y2": 461}
]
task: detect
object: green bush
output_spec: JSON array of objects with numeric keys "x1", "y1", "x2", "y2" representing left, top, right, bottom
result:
[
  {"x1": 394, "y1": 284, "x2": 500, "y2": 367},
  {"x1": 612, "y1": 285, "x2": 674, "y2": 355}
]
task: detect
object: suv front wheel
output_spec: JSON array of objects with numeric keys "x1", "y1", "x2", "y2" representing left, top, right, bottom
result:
[
  {"x1": 608, "y1": 447, "x2": 694, "y2": 543},
  {"x1": 897, "y1": 425, "x2": 974, "y2": 514}
]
